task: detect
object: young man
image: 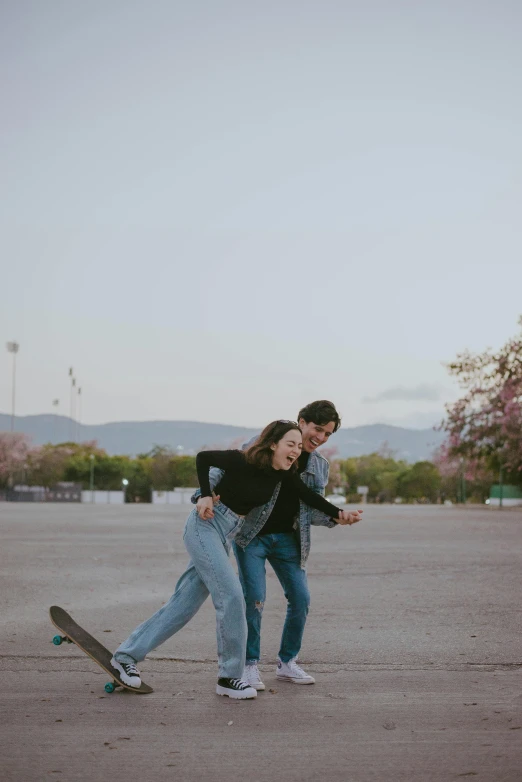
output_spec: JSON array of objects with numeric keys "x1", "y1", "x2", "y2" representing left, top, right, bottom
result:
[{"x1": 196, "y1": 400, "x2": 362, "y2": 691}]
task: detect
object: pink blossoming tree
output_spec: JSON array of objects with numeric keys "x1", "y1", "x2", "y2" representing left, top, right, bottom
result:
[
  {"x1": 441, "y1": 316, "x2": 522, "y2": 480},
  {"x1": 0, "y1": 432, "x2": 31, "y2": 487}
]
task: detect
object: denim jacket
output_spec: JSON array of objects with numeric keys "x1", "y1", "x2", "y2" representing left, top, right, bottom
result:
[{"x1": 190, "y1": 440, "x2": 337, "y2": 569}]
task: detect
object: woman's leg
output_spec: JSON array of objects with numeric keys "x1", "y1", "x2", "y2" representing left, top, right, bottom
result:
[
  {"x1": 114, "y1": 552, "x2": 210, "y2": 664},
  {"x1": 233, "y1": 537, "x2": 270, "y2": 664},
  {"x1": 183, "y1": 508, "x2": 247, "y2": 680}
]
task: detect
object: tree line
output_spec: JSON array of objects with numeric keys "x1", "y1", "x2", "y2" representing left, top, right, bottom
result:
[
  {"x1": 0, "y1": 436, "x2": 493, "y2": 504},
  {"x1": 0, "y1": 440, "x2": 199, "y2": 503}
]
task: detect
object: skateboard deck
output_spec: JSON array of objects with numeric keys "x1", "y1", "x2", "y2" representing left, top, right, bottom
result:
[{"x1": 49, "y1": 605, "x2": 153, "y2": 694}]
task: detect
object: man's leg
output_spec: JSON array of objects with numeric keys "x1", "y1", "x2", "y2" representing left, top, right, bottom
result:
[
  {"x1": 233, "y1": 536, "x2": 272, "y2": 691},
  {"x1": 233, "y1": 537, "x2": 270, "y2": 664},
  {"x1": 268, "y1": 533, "x2": 315, "y2": 684}
]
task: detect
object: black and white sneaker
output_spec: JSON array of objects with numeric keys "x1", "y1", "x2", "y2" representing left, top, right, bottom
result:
[
  {"x1": 216, "y1": 677, "x2": 257, "y2": 699},
  {"x1": 110, "y1": 656, "x2": 142, "y2": 688}
]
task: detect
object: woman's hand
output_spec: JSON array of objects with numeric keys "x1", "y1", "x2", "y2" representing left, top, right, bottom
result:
[
  {"x1": 196, "y1": 496, "x2": 218, "y2": 520},
  {"x1": 338, "y1": 509, "x2": 363, "y2": 526}
]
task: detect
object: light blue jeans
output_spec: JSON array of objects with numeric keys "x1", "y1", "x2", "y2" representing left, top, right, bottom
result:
[{"x1": 114, "y1": 503, "x2": 247, "y2": 679}]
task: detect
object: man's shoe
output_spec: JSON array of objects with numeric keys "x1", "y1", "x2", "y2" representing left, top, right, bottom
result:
[
  {"x1": 216, "y1": 678, "x2": 257, "y2": 699},
  {"x1": 110, "y1": 656, "x2": 142, "y2": 688},
  {"x1": 242, "y1": 663, "x2": 265, "y2": 691},
  {"x1": 276, "y1": 657, "x2": 315, "y2": 685}
]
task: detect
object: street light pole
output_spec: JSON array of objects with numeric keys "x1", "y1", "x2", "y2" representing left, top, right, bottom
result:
[
  {"x1": 459, "y1": 458, "x2": 466, "y2": 505},
  {"x1": 77, "y1": 387, "x2": 82, "y2": 443},
  {"x1": 52, "y1": 399, "x2": 59, "y2": 443},
  {"x1": 89, "y1": 454, "x2": 95, "y2": 503},
  {"x1": 6, "y1": 342, "x2": 19, "y2": 432},
  {"x1": 69, "y1": 368, "x2": 75, "y2": 442}
]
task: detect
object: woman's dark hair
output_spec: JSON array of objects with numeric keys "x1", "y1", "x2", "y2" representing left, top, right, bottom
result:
[
  {"x1": 297, "y1": 400, "x2": 341, "y2": 433},
  {"x1": 244, "y1": 420, "x2": 302, "y2": 471}
]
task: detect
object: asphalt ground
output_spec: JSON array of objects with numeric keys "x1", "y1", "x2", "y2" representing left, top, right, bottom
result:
[{"x1": 1, "y1": 502, "x2": 521, "y2": 782}]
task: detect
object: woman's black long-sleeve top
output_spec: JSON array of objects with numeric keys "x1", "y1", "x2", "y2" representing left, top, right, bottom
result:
[{"x1": 196, "y1": 449, "x2": 341, "y2": 519}]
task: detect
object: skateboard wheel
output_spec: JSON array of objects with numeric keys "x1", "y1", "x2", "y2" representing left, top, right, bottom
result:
[
  {"x1": 52, "y1": 635, "x2": 63, "y2": 646},
  {"x1": 105, "y1": 682, "x2": 116, "y2": 693}
]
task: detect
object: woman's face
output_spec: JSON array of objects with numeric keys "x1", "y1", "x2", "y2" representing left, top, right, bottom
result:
[{"x1": 271, "y1": 429, "x2": 303, "y2": 470}]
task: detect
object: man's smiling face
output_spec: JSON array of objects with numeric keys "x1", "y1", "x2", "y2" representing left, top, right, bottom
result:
[{"x1": 298, "y1": 418, "x2": 336, "y2": 454}]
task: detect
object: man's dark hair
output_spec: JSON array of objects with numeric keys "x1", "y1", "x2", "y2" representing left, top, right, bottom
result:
[{"x1": 297, "y1": 400, "x2": 341, "y2": 433}]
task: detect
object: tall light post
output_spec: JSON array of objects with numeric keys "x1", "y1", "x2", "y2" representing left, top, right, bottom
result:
[
  {"x1": 122, "y1": 478, "x2": 129, "y2": 504},
  {"x1": 6, "y1": 342, "x2": 19, "y2": 432},
  {"x1": 77, "y1": 387, "x2": 82, "y2": 443},
  {"x1": 498, "y1": 443, "x2": 508, "y2": 510},
  {"x1": 459, "y1": 457, "x2": 466, "y2": 505},
  {"x1": 69, "y1": 368, "x2": 75, "y2": 442},
  {"x1": 89, "y1": 454, "x2": 95, "y2": 503},
  {"x1": 52, "y1": 399, "x2": 59, "y2": 443},
  {"x1": 71, "y1": 378, "x2": 76, "y2": 441}
]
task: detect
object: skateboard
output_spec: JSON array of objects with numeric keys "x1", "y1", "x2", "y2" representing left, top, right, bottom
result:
[{"x1": 49, "y1": 605, "x2": 153, "y2": 694}]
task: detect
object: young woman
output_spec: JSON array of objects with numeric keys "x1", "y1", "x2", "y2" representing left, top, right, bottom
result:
[{"x1": 111, "y1": 420, "x2": 352, "y2": 699}]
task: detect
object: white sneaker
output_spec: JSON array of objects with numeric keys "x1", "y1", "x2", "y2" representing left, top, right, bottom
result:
[
  {"x1": 110, "y1": 656, "x2": 142, "y2": 688},
  {"x1": 276, "y1": 657, "x2": 315, "y2": 685},
  {"x1": 242, "y1": 663, "x2": 265, "y2": 691}
]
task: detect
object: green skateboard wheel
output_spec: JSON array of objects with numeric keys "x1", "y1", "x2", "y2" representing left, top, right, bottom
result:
[
  {"x1": 52, "y1": 635, "x2": 63, "y2": 645},
  {"x1": 104, "y1": 681, "x2": 116, "y2": 693}
]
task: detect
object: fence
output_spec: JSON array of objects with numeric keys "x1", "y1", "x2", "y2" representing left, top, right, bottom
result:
[
  {"x1": 81, "y1": 490, "x2": 125, "y2": 504},
  {"x1": 0, "y1": 483, "x2": 81, "y2": 502},
  {"x1": 152, "y1": 488, "x2": 197, "y2": 505}
]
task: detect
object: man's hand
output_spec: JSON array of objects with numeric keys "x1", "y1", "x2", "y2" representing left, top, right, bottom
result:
[{"x1": 337, "y1": 509, "x2": 363, "y2": 526}]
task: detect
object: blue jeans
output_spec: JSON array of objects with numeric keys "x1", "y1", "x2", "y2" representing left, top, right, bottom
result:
[
  {"x1": 233, "y1": 533, "x2": 310, "y2": 664},
  {"x1": 114, "y1": 503, "x2": 247, "y2": 679}
]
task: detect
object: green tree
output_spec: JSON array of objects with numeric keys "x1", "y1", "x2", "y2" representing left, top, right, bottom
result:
[
  {"x1": 397, "y1": 461, "x2": 441, "y2": 503},
  {"x1": 171, "y1": 456, "x2": 198, "y2": 488},
  {"x1": 126, "y1": 458, "x2": 152, "y2": 503},
  {"x1": 339, "y1": 453, "x2": 407, "y2": 502},
  {"x1": 143, "y1": 448, "x2": 175, "y2": 491}
]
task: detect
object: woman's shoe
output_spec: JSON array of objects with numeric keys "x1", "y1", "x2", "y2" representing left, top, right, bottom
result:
[
  {"x1": 216, "y1": 677, "x2": 257, "y2": 699},
  {"x1": 110, "y1": 656, "x2": 142, "y2": 687}
]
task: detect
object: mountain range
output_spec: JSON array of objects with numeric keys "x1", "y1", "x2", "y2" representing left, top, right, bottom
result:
[{"x1": 0, "y1": 413, "x2": 445, "y2": 462}]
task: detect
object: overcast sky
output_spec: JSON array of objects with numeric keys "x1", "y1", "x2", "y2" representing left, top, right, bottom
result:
[{"x1": 1, "y1": 0, "x2": 521, "y2": 430}]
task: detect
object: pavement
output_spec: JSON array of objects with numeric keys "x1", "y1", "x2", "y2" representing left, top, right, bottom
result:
[{"x1": 1, "y1": 502, "x2": 521, "y2": 782}]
